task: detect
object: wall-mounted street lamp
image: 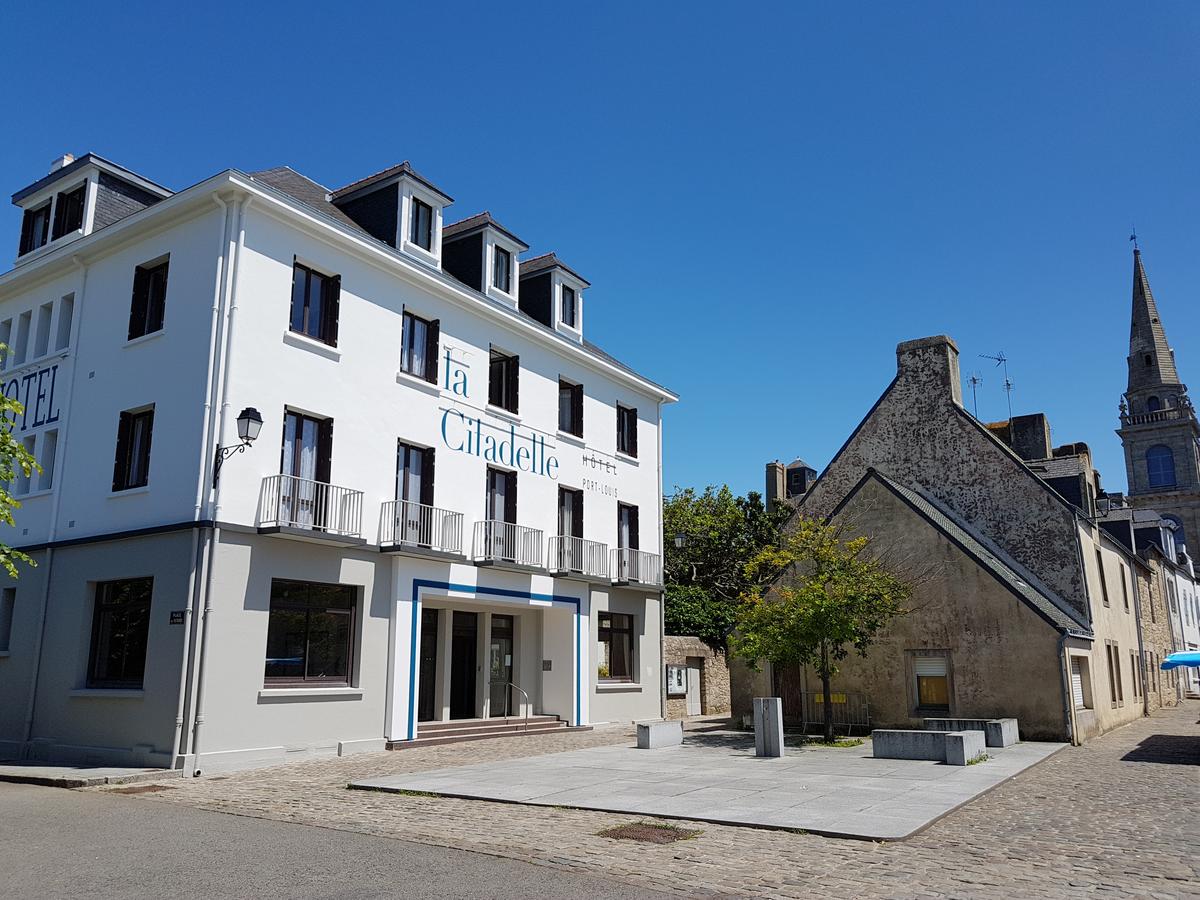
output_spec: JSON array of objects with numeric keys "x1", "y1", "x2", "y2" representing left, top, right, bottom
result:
[{"x1": 213, "y1": 407, "x2": 263, "y2": 487}]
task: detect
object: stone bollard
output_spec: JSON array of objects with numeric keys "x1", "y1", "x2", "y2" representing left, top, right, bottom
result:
[{"x1": 753, "y1": 697, "x2": 784, "y2": 758}]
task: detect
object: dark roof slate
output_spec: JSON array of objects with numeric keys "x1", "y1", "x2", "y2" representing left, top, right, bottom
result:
[
  {"x1": 520, "y1": 252, "x2": 590, "y2": 286},
  {"x1": 249, "y1": 167, "x2": 368, "y2": 234},
  {"x1": 861, "y1": 470, "x2": 1091, "y2": 634},
  {"x1": 443, "y1": 211, "x2": 529, "y2": 249},
  {"x1": 329, "y1": 161, "x2": 452, "y2": 204}
]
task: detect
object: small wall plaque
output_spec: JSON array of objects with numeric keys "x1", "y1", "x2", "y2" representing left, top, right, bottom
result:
[
  {"x1": 169, "y1": 610, "x2": 186, "y2": 625},
  {"x1": 542, "y1": 659, "x2": 552, "y2": 671}
]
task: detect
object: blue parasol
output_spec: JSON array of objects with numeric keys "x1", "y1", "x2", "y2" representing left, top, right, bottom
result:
[{"x1": 1160, "y1": 651, "x2": 1200, "y2": 670}]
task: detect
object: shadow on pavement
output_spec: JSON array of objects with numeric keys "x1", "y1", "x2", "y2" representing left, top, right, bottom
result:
[{"x1": 1120, "y1": 734, "x2": 1200, "y2": 766}]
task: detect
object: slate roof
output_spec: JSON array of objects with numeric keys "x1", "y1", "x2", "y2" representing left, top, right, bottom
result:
[
  {"x1": 787, "y1": 457, "x2": 815, "y2": 471},
  {"x1": 443, "y1": 211, "x2": 529, "y2": 249},
  {"x1": 520, "y1": 252, "x2": 590, "y2": 286},
  {"x1": 249, "y1": 167, "x2": 369, "y2": 234},
  {"x1": 1026, "y1": 455, "x2": 1086, "y2": 480},
  {"x1": 859, "y1": 470, "x2": 1092, "y2": 635},
  {"x1": 329, "y1": 161, "x2": 452, "y2": 204},
  {"x1": 13, "y1": 153, "x2": 173, "y2": 204}
]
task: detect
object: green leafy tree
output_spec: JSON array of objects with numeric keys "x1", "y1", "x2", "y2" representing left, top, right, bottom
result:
[
  {"x1": 0, "y1": 375, "x2": 39, "y2": 578},
  {"x1": 663, "y1": 485, "x2": 790, "y2": 648},
  {"x1": 730, "y1": 515, "x2": 913, "y2": 743}
]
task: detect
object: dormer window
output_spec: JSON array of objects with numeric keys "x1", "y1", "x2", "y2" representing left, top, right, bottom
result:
[
  {"x1": 493, "y1": 246, "x2": 511, "y2": 293},
  {"x1": 19, "y1": 202, "x2": 51, "y2": 255},
  {"x1": 51, "y1": 184, "x2": 86, "y2": 240},
  {"x1": 410, "y1": 197, "x2": 433, "y2": 251},
  {"x1": 561, "y1": 285, "x2": 577, "y2": 329}
]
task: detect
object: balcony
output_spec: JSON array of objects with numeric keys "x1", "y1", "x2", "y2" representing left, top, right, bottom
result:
[
  {"x1": 380, "y1": 500, "x2": 464, "y2": 558},
  {"x1": 472, "y1": 520, "x2": 543, "y2": 570},
  {"x1": 1121, "y1": 406, "x2": 1190, "y2": 427},
  {"x1": 548, "y1": 536, "x2": 609, "y2": 580},
  {"x1": 258, "y1": 474, "x2": 364, "y2": 544},
  {"x1": 611, "y1": 548, "x2": 663, "y2": 587}
]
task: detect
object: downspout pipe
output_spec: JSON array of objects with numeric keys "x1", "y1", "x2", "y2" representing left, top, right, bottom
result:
[
  {"x1": 1058, "y1": 630, "x2": 1078, "y2": 746},
  {"x1": 190, "y1": 196, "x2": 249, "y2": 776},
  {"x1": 22, "y1": 255, "x2": 89, "y2": 748},
  {"x1": 657, "y1": 398, "x2": 667, "y2": 721},
  {"x1": 171, "y1": 194, "x2": 233, "y2": 766}
]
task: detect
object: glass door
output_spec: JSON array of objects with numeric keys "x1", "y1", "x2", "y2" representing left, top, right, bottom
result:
[
  {"x1": 488, "y1": 614, "x2": 515, "y2": 717},
  {"x1": 397, "y1": 442, "x2": 428, "y2": 546},
  {"x1": 282, "y1": 412, "x2": 325, "y2": 528}
]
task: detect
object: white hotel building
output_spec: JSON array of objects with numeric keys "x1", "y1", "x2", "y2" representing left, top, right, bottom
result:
[{"x1": 0, "y1": 153, "x2": 676, "y2": 772}]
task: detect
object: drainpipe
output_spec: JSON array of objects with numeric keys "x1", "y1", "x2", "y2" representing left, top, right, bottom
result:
[
  {"x1": 1058, "y1": 631, "x2": 1078, "y2": 746},
  {"x1": 22, "y1": 254, "x2": 89, "y2": 749},
  {"x1": 171, "y1": 195, "x2": 233, "y2": 767},
  {"x1": 190, "y1": 196, "x2": 249, "y2": 775},
  {"x1": 657, "y1": 399, "x2": 666, "y2": 721}
]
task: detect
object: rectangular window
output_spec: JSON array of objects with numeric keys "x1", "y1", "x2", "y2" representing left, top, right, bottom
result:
[
  {"x1": 289, "y1": 261, "x2": 340, "y2": 346},
  {"x1": 914, "y1": 653, "x2": 950, "y2": 712},
  {"x1": 112, "y1": 407, "x2": 154, "y2": 491},
  {"x1": 616, "y1": 404, "x2": 638, "y2": 457},
  {"x1": 19, "y1": 202, "x2": 51, "y2": 255},
  {"x1": 410, "y1": 197, "x2": 433, "y2": 251},
  {"x1": 597, "y1": 611, "x2": 634, "y2": 681},
  {"x1": 488, "y1": 348, "x2": 519, "y2": 414},
  {"x1": 558, "y1": 380, "x2": 583, "y2": 437},
  {"x1": 618, "y1": 503, "x2": 639, "y2": 550},
  {"x1": 51, "y1": 184, "x2": 86, "y2": 239},
  {"x1": 559, "y1": 486, "x2": 583, "y2": 538},
  {"x1": 486, "y1": 466, "x2": 517, "y2": 524},
  {"x1": 400, "y1": 311, "x2": 439, "y2": 383},
  {"x1": 33, "y1": 302, "x2": 52, "y2": 358},
  {"x1": 87, "y1": 578, "x2": 153, "y2": 688},
  {"x1": 14, "y1": 310, "x2": 31, "y2": 365},
  {"x1": 561, "y1": 285, "x2": 576, "y2": 328},
  {"x1": 55, "y1": 293, "x2": 74, "y2": 351},
  {"x1": 38, "y1": 429, "x2": 58, "y2": 491},
  {"x1": 0, "y1": 587, "x2": 13, "y2": 652},
  {"x1": 280, "y1": 410, "x2": 333, "y2": 528},
  {"x1": 1069, "y1": 656, "x2": 1091, "y2": 710},
  {"x1": 1095, "y1": 549, "x2": 1109, "y2": 606},
  {"x1": 264, "y1": 579, "x2": 356, "y2": 685},
  {"x1": 1130, "y1": 650, "x2": 1140, "y2": 698},
  {"x1": 128, "y1": 258, "x2": 169, "y2": 340},
  {"x1": 15, "y1": 435, "x2": 34, "y2": 495},
  {"x1": 1119, "y1": 562, "x2": 1129, "y2": 612},
  {"x1": 394, "y1": 441, "x2": 436, "y2": 545},
  {"x1": 493, "y1": 246, "x2": 511, "y2": 293}
]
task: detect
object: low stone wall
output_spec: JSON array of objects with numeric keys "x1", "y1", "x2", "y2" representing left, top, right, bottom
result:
[{"x1": 664, "y1": 635, "x2": 731, "y2": 718}]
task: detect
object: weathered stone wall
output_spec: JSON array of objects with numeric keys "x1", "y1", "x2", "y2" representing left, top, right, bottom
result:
[
  {"x1": 801, "y1": 336, "x2": 1090, "y2": 620},
  {"x1": 1138, "y1": 557, "x2": 1181, "y2": 713},
  {"x1": 663, "y1": 635, "x2": 730, "y2": 718}
]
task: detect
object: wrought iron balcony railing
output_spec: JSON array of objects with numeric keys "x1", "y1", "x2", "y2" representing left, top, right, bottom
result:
[
  {"x1": 472, "y1": 520, "x2": 544, "y2": 568},
  {"x1": 611, "y1": 548, "x2": 663, "y2": 586},
  {"x1": 258, "y1": 474, "x2": 363, "y2": 538},
  {"x1": 380, "y1": 499, "x2": 464, "y2": 554},
  {"x1": 548, "y1": 535, "x2": 609, "y2": 578}
]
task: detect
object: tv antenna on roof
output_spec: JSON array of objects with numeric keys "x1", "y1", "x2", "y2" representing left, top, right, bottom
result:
[
  {"x1": 981, "y1": 351, "x2": 1013, "y2": 419},
  {"x1": 967, "y1": 373, "x2": 983, "y2": 419}
]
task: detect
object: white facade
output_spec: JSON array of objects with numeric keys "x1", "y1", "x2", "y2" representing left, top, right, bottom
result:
[{"x1": 0, "y1": 156, "x2": 676, "y2": 770}]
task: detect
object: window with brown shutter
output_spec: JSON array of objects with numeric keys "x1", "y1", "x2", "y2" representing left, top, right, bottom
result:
[
  {"x1": 617, "y1": 404, "x2": 638, "y2": 457},
  {"x1": 559, "y1": 380, "x2": 583, "y2": 437},
  {"x1": 489, "y1": 348, "x2": 519, "y2": 414},
  {"x1": 51, "y1": 184, "x2": 86, "y2": 239},
  {"x1": 128, "y1": 258, "x2": 169, "y2": 340},
  {"x1": 19, "y1": 202, "x2": 51, "y2": 256},
  {"x1": 289, "y1": 261, "x2": 340, "y2": 346},
  {"x1": 112, "y1": 407, "x2": 154, "y2": 491}
]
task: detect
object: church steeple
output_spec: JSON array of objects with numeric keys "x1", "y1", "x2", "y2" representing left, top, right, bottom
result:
[{"x1": 1127, "y1": 248, "x2": 1181, "y2": 394}]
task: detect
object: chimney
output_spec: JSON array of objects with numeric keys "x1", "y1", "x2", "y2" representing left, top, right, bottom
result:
[
  {"x1": 765, "y1": 460, "x2": 785, "y2": 504},
  {"x1": 50, "y1": 153, "x2": 75, "y2": 173},
  {"x1": 1009, "y1": 413, "x2": 1052, "y2": 462},
  {"x1": 895, "y1": 335, "x2": 962, "y2": 407}
]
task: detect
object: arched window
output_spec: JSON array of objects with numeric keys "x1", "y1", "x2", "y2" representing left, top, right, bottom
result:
[
  {"x1": 1146, "y1": 445, "x2": 1176, "y2": 489},
  {"x1": 1147, "y1": 396, "x2": 1161, "y2": 412}
]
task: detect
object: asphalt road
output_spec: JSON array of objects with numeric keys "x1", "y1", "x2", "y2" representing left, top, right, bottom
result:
[{"x1": 0, "y1": 783, "x2": 671, "y2": 900}]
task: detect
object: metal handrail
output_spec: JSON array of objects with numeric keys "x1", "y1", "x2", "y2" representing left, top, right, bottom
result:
[
  {"x1": 472, "y1": 520, "x2": 543, "y2": 567},
  {"x1": 380, "y1": 499, "x2": 464, "y2": 553},
  {"x1": 258, "y1": 474, "x2": 363, "y2": 537},
  {"x1": 610, "y1": 548, "x2": 663, "y2": 586},
  {"x1": 548, "y1": 535, "x2": 609, "y2": 578},
  {"x1": 487, "y1": 680, "x2": 530, "y2": 733}
]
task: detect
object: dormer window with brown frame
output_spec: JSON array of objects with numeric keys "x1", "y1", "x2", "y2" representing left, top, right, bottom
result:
[
  {"x1": 19, "y1": 202, "x2": 51, "y2": 256},
  {"x1": 410, "y1": 197, "x2": 433, "y2": 251},
  {"x1": 493, "y1": 246, "x2": 511, "y2": 294},
  {"x1": 289, "y1": 260, "x2": 340, "y2": 347},
  {"x1": 489, "y1": 348, "x2": 519, "y2": 414},
  {"x1": 51, "y1": 184, "x2": 86, "y2": 240},
  {"x1": 561, "y1": 285, "x2": 577, "y2": 329}
]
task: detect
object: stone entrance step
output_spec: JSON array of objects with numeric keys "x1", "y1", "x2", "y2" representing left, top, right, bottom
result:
[{"x1": 387, "y1": 715, "x2": 591, "y2": 749}]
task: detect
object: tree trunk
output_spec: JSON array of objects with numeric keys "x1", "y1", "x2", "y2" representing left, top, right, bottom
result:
[{"x1": 820, "y1": 642, "x2": 834, "y2": 743}]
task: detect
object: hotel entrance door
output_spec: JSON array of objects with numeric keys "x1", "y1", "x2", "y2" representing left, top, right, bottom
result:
[
  {"x1": 450, "y1": 612, "x2": 478, "y2": 719},
  {"x1": 488, "y1": 614, "x2": 515, "y2": 717}
]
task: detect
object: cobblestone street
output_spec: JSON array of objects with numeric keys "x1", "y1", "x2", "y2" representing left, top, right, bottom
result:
[{"x1": 111, "y1": 702, "x2": 1200, "y2": 898}]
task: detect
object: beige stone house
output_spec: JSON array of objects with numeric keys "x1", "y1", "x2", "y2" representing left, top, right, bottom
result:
[{"x1": 735, "y1": 335, "x2": 1146, "y2": 743}]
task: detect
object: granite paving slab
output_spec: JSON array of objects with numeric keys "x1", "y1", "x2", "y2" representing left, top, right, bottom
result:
[{"x1": 351, "y1": 734, "x2": 1065, "y2": 840}]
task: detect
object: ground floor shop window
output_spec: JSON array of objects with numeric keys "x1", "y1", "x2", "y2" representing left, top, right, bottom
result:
[
  {"x1": 597, "y1": 612, "x2": 634, "y2": 681},
  {"x1": 264, "y1": 579, "x2": 355, "y2": 685},
  {"x1": 88, "y1": 578, "x2": 153, "y2": 688}
]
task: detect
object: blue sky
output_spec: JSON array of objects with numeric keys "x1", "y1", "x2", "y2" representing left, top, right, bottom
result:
[{"x1": 2, "y1": 3, "x2": 1197, "y2": 497}]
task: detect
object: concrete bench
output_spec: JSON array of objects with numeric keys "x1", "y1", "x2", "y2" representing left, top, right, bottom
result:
[
  {"x1": 923, "y1": 717, "x2": 1018, "y2": 748},
  {"x1": 872, "y1": 729, "x2": 986, "y2": 765},
  {"x1": 636, "y1": 720, "x2": 683, "y2": 749}
]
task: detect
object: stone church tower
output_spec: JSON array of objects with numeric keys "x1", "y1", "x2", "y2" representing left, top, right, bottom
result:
[{"x1": 1116, "y1": 247, "x2": 1200, "y2": 550}]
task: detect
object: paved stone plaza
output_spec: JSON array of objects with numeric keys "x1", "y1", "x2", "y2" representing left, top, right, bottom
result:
[
  {"x1": 104, "y1": 703, "x2": 1200, "y2": 898},
  {"x1": 351, "y1": 731, "x2": 1064, "y2": 839}
]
